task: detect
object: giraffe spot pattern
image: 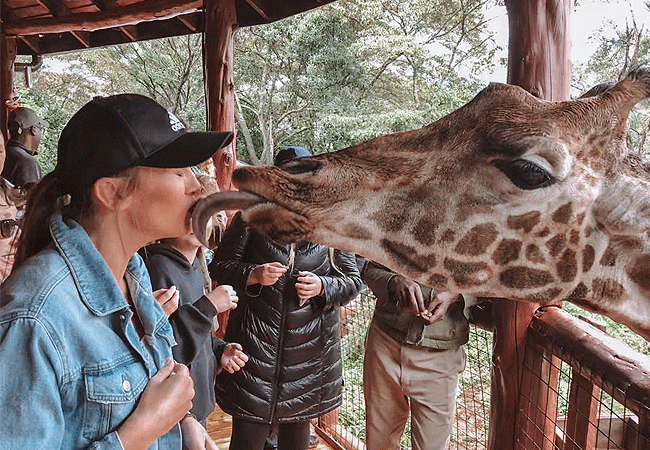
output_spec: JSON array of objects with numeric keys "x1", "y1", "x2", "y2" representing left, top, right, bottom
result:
[
  {"x1": 370, "y1": 197, "x2": 409, "y2": 233},
  {"x1": 507, "y1": 211, "x2": 541, "y2": 233},
  {"x1": 565, "y1": 282, "x2": 590, "y2": 304},
  {"x1": 343, "y1": 223, "x2": 372, "y2": 240},
  {"x1": 599, "y1": 243, "x2": 617, "y2": 267},
  {"x1": 521, "y1": 288, "x2": 562, "y2": 303},
  {"x1": 592, "y1": 278, "x2": 625, "y2": 303},
  {"x1": 576, "y1": 213, "x2": 585, "y2": 226},
  {"x1": 546, "y1": 234, "x2": 567, "y2": 257},
  {"x1": 413, "y1": 217, "x2": 441, "y2": 245},
  {"x1": 492, "y1": 239, "x2": 522, "y2": 266},
  {"x1": 556, "y1": 249, "x2": 578, "y2": 283},
  {"x1": 525, "y1": 244, "x2": 545, "y2": 264},
  {"x1": 428, "y1": 273, "x2": 448, "y2": 286},
  {"x1": 536, "y1": 227, "x2": 550, "y2": 238},
  {"x1": 585, "y1": 226, "x2": 594, "y2": 238},
  {"x1": 454, "y1": 223, "x2": 498, "y2": 256},
  {"x1": 380, "y1": 239, "x2": 430, "y2": 274},
  {"x1": 569, "y1": 229, "x2": 580, "y2": 245},
  {"x1": 439, "y1": 229, "x2": 456, "y2": 243},
  {"x1": 628, "y1": 255, "x2": 650, "y2": 292},
  {"x1": 443, "y1": 258, "x2": 492, "y2": 288},
  {"x1": 552, "y1": 203, "x2": 572, "y2": 224},
  {"x1": 582, "y1": 245, "x2": 595, "y2": 273},
  {"x1": 499, "y1": 267, "x2": 554, "y2": 289}
]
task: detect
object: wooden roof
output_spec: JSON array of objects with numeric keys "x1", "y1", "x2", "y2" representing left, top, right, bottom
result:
[{"x1": 1, "y1": 0, "x2": 336, "y2": 56}]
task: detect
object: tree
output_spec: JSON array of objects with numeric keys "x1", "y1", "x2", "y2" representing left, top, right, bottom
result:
[
  {"x1": 233, "y1": 0, "x2": 499, "y2": 164},
  {"x1": 572, "y1": 2, "x2": 650, "y2": 155}
]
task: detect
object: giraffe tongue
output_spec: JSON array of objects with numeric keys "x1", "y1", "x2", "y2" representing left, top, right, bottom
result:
[{"x1": 191, "y1": 191, "x2": 267, "y2": 247}]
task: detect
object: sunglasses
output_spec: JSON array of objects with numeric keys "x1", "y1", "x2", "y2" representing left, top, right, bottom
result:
[{"x1": 0, "y1": 219, "x2": 19, "y2": 239}]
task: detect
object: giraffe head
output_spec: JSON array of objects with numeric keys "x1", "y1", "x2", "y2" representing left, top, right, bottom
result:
[{"x1": 194, "y1": 69, "x2": 650, "y2": 339}]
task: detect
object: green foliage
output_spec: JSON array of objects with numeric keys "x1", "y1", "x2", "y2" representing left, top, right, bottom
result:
[{"x1": 233, "y1": 0, "x2": 496, "y2": 164}]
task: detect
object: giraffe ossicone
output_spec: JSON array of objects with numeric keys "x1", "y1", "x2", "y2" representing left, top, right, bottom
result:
[{"x1": 194, "y1": 69, "x2": 650, "y2": 340}]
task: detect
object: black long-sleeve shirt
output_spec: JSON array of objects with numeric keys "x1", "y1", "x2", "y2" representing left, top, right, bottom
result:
[{"x1": 140, "y1": 243, "x2": 227, "y2": 422}]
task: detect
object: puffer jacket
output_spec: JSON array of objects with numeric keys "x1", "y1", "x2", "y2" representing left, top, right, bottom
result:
[{"x1": 209, "y1": 213, "x2": 362, "y2": 424}]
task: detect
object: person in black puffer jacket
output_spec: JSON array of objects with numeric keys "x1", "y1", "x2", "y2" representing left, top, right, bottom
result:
[{"x1": 209, "y1": 146, "x2": 362, "y2": 450}]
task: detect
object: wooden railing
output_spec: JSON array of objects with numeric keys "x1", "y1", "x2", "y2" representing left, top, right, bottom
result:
[{"x1": 516, "y1": 307, "x2": 650, "y2": 450}]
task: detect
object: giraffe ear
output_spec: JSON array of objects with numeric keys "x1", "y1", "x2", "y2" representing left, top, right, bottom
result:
[{"x1": 593, "y1": 175, "x2": 650, "y2": 236}]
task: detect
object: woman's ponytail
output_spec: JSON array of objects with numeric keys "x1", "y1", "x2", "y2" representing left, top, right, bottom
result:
[{"x1": 13, "y1": 173, "x2": 64, "y2": 269}]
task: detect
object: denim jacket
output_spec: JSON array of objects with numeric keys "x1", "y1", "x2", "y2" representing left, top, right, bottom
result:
[{"x1": 0, "y1": 213, "x2": 180, "y2": 450}]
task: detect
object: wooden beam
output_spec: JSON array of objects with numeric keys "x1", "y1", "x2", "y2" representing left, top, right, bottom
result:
[
  {"x1": 118, "y1": 26, "x2": 138, "y2": 42},
  {"x1": 4, "y1": 0, "x2": 203, "y2": 36},
  {"x1": 92, "y1": 0, "x2": 119, "y2": 11},
  {"x1": 35, "y1": 0, "x2": 71, "y2": 18},
  {"x1": 243, "y1": 0, "x2": 270, "y2": 22},
  {"x1": 176, "y1": 14, "x2": 198, "y2": 33},
  {"x1": 17, "y1": 35, "x2": 40, "y2": 55},
  {"x1": 70, "y1": 30, "x2": 91, "y2": 48}
]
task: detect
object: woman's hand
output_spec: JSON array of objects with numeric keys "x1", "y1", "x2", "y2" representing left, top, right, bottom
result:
[
  {"x1": 117, "y1": 359, "x2": 195, "y2": 450},
  {"x1": 247, "y1": 262, "x2": 287, "y2": 286},
  {"x1": 206, "y1": 285, "x2": 238, "y2": 313},
  {"x1": 295, "y1": 271, "x2": 323, "y2": 306},
  {"x1": 153, "y1": 286, "x2": 179, "y2": 317},
  {"x1": 180, "y1": 415, "x2": 219, "y2": 450},
  {"x1": 220, "y1": 343, "x2": 248, "y2": 374}
]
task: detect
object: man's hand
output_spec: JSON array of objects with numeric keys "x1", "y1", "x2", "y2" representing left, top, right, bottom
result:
[
  {"x1": 220, "y1": 342, "x2": 248, "y2": 374},
  {"x1": 387, "y1": 275, "x2": 425, "y2": 316},
  {"x1": 206, "y1": 285, "x2": 238, "y2": 313},
  {"x1": 247, "y1": 262, "x2": 287, "y2": 286},
  {"x1": 295, "y1": 271, "x2": 323, "y2": 306},
  {"x1": 153, "y1": 286, "x2": 179, "y2": 317},
  {"x1": 180, "y1": 415, "x2": 219, "y2": 450},
  {"x1": 420, "y1": 291, "x2": 463, "y2": 324}
]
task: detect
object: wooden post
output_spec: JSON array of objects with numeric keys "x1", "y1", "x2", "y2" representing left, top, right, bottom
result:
[
  {"x1": 505, "y1": 0, "x2": 571, "y2": 101},
  {"x1": 489, "y1": 299, "x2": 541, "y2": 450},
  {"x1": 0, "y1": 36, "x2": 16, "y2": 144},
  {"x1": 489, "y1": 2, "x2": 572, "y2": 449},
  {"x1": 203, "y1": 0, "x2": 238, "y2": 194}
]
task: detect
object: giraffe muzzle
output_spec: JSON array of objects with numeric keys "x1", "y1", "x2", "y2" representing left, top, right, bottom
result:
[{"x1": 191, "y1": 191, "x2": 266, "y2": 247}]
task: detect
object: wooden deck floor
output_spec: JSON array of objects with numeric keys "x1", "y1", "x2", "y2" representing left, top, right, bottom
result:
[{"x1": 206, "y1": 405, "x2": 334, "y2": 450}]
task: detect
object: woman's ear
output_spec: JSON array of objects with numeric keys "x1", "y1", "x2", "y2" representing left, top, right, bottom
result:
[{"x1": 93, "y1": 177, "x2": 128, "y2": 211}]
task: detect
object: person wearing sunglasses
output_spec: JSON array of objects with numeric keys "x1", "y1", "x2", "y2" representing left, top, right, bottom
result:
[{"x1": 0, "y1": 178, "x2": 24, "y2": 282}]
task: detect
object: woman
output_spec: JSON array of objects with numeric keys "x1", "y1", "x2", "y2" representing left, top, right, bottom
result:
[
  {"x1": 0, "y1": 93, "x2": 233, "y2": 450},
  {"x1": 209, "y1": 146, "x2": 362, "y2": 450},
  {"x1": 0, "y1": 177, "x2": 25, "y2": 282}
]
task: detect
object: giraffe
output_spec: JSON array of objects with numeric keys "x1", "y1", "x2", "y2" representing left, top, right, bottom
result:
[{"x1": 193, "y1": 69, "x2": 650, "y2": 340}]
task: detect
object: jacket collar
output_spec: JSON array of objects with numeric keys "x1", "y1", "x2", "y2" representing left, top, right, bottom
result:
[{"x1": 49, "y1": 212, "x2": 135, "y2": 316}]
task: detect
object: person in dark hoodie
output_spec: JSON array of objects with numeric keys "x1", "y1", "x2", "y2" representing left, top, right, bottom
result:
[
  {"x1": 141, "y1": 173, "x2": 248, "y2": 450},
  {"x1": 209, "y1": 146, "x2": 363, "y2": 450}
]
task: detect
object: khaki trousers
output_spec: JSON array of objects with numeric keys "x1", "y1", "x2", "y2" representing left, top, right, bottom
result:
[{"x1": 363, "y1": 323, "x2": 466, "y2": 450}]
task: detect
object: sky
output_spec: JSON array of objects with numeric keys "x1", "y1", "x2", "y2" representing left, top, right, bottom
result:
[{"x1": 481, "y1": 0, "x2": 650, "y2": 90}]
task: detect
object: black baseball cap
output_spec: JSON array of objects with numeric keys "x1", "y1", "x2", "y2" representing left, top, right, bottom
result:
[
  {"x1": 55, "y1": 94, "x2": 233, "y2": 196},
  {"x1": 273, "y1": 145, "x2": 312, "y2": 166}
]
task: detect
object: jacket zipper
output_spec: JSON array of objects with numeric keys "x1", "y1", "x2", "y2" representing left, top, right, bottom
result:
[{"x1": 269, "y1": 244, "x2": 295, "y2": 423}]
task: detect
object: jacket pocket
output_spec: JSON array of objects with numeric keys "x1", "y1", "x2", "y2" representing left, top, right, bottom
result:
[{"x1": 82, "y1": 357, "x2": 149, "y2": 440}]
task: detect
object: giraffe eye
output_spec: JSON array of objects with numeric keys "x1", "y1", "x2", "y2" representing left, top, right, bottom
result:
[{"x1": 493, "y1": 159, "x2": 555, "y2": 190}]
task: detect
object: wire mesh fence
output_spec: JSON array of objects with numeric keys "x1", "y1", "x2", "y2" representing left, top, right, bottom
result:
[
  {"x1": 516, "y1": 308, "x2": 650, "y2": 450},
  {"x1": 319, "y1": 287, "x2": 492, "y2": 450}
]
